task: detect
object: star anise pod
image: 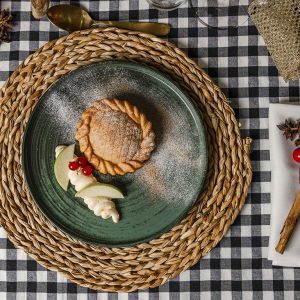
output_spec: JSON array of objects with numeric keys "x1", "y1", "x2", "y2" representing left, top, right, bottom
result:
[
  {"x1": 0, "y1": 9, "x2": 13, "y2": 43},
  {"x1": 295, "y1": 139, "x2": 300, "y2": 146},
  {"x1": 277, "y1": 119, "x2": 297, "y2": 141},
  {"x1": 296, "y1": 119, "x2": 300, "y2": 134},
  {"x1": 277, "y1": 119, "x2": 300, "y2": 146}
]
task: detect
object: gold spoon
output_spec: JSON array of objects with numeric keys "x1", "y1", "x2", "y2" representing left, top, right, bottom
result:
[{"x1": 47, "y1": 5, "x2": 171, "y2": 36}]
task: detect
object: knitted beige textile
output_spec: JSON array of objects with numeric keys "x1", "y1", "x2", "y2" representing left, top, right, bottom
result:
[{"x1": 248, "y1": 0, "x2": 300, "y2": 81}]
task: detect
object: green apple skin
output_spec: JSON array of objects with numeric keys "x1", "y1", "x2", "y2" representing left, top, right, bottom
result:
[
  {"x1": 75, "y1": 182, "x2": 124, "y2": 199},
  {"x1": 54, "y1": 144, "x2": 75, "y2": 191}
]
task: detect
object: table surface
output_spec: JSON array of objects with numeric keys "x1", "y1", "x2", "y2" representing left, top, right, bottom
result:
[{"x1": 1, "y1": 0, "x2": 300, "y2": 299}]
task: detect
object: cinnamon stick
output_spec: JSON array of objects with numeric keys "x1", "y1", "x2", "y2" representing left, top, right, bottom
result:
[
  {"x1": 30, "y1": 0, "x2": 50, "y2": 19},
  {"x1": 275, "y1": 190, "x2": 300, "y2": 254}
]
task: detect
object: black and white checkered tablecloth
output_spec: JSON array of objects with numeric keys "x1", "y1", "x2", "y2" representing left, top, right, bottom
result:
[{"x1": 1, "y1": 0, "x2": 300, "y2": 299}]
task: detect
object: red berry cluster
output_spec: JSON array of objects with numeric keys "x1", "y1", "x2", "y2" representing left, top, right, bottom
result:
[
  {"x1": 68, "y1": 156, "x2": 93, "y2": 176},
  {"x1": 293, "y1": 148, "x2": 300, "y2": 163},
  {"x1": 277, "y1": 120, "x2": 300, "y2": 164}
]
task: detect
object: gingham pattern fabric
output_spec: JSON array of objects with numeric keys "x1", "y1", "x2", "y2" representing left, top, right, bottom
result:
[{"x1": 1, "y1": 0, "x2": 300, "y2": 299}]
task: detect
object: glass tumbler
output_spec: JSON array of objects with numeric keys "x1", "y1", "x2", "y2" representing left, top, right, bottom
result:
[
  {"x1": 146, "y1": 0, "x2": 187, "y2": 10},
  {"x1": 189, "y1": 0, "x2": 250, "y2": 30}
]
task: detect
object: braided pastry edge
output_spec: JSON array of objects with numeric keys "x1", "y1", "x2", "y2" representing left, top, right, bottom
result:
[{"x1": 75, "y1": 99, "x2": 155, "y2": 175}]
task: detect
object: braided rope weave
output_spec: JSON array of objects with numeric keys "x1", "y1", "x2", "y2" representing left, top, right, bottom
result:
[
  {"x1": 0, "y1": 28, "x2": 252, "y2": 292},
  {"x1": 76, "y1": 99, "x2": 156, "y2": 175}
]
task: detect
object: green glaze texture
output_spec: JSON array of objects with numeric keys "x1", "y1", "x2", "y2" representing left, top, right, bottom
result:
[{"x1": 22, "y1": 61, "x2": 208, "y2": 247}]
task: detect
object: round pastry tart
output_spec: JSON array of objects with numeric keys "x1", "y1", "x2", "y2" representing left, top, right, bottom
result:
[{"x1": 75, "y1": 99, "x2": 155, "y2": 175}]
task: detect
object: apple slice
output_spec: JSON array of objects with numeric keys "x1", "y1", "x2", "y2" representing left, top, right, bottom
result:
[
  {"x1": 54, "y1": 144, "x2": 75, "y2": 191},
  {"x1": 75, "y1": 182, "x2": 124, "y2": 199}
]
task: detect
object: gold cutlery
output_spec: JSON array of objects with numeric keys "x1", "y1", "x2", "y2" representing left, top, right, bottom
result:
[{"x1": 47, "y1": 5, "x2": 171, "y2": 36}]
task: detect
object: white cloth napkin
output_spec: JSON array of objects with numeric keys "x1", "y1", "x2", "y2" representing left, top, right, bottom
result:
[{"x1": 268, "y1": 103, "x2": 300, "y2": 267}]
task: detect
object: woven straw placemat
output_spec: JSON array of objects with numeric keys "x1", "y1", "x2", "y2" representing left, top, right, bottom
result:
[{"x1": 0, "y1": 28, "x2": 252, "y2": 292}]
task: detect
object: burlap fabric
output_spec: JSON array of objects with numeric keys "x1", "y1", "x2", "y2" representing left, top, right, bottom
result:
[{"x1": 249, "y1": 0, "x2": 300, "y2": 81}]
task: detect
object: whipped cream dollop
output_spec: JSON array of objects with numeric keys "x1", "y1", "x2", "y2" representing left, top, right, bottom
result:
[{"x1": 55, "y1": 146, "x2": 119, "y2": 223}]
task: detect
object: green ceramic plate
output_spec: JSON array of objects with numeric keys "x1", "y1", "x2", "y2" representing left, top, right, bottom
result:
[{"x1": 22, "y1": 60, "x2": 208, "y2": 247}]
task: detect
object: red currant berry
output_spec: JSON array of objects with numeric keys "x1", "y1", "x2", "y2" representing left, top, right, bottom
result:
[
  {"x1": 69, "y1": 161, "x2": 79, "y2": 171},
  {"x1": 77, "y1": 156, "x2": 88, "y2": 167},
  {"x1": 82, "y1": 165, "x2": 93, "y2": 176},
  {"x1": 293, "y1": 148, "x2": 300, "y2": 163}
]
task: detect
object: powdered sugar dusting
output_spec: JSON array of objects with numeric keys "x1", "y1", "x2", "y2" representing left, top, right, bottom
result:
[
  {"x1": 41, "y1": 61, "x2": 206, "y2": 206},
  {"x1": 131, "y1": 103, "x2": 205, "y2": 205}
]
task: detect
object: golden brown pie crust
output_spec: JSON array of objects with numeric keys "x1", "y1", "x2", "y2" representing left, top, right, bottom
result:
[{"x1": 75, "y1": 99, "x2": 155, "y2": 175}]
